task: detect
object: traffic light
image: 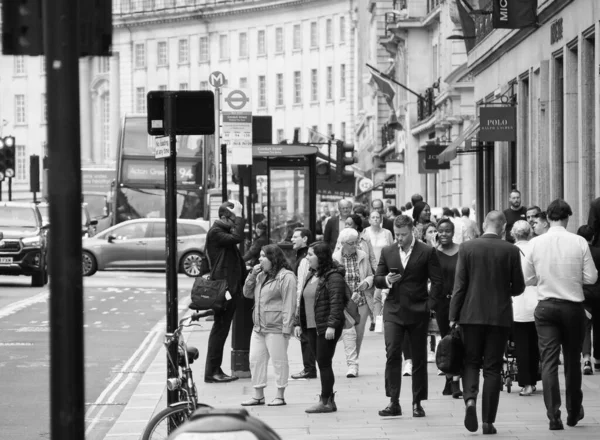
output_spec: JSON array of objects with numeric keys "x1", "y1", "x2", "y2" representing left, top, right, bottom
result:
[
  {"x1": 335, "y1": 140, "x2": 357, "y2": 182},
  {"x1": 1, "y1": 0, "x2": 44, "y2": 55},
  {"x1": 30, "y1": 155, "x2": 40, "y2": 193},
  {"x1": 0, "y1": 136, "x2": 16, "y2": 181}
]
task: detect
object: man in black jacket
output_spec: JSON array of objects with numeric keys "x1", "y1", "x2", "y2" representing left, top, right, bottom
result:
[
  {"x1": 450, "y1": 210, "x2": 525, "y2": 435},
  {"x1": 324, "y1": 199, "x2": 352, "y2": 250},
  {"x1": 201, "y1": 201, "x2": 247, "y2": 383},
  {"x1": 374, "y1": 215, "x2": 443, "y2": 419}
]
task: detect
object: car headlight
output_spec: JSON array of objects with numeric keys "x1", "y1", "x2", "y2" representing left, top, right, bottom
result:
[{"x1": 22, "y1": 236, "x2": 42, "y2": 247}]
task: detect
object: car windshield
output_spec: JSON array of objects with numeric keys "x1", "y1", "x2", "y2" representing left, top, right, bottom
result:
[{"x1": 0, "y1": 207, "x2": 38, "y2": 228}]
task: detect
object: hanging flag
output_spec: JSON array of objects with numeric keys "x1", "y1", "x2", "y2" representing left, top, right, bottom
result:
[
  {"x1": 368, "y1": 67, "x2": 396, "y2": 110},
  {"x1": 307, "y1": 127, "x2": 330, "y2": 144},
  {"x1": 455, "y1": 0, "x2": 477, "y2": 52},
  {"x1": 492, "y1": 0, "x2": 537, "y2": 29}
]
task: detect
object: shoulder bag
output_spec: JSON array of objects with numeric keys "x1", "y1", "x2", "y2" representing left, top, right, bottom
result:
[
  {"x1": 343, "y1": 281, "x2": 361, "y2": 329},
  {"x1": 190, "y1": 240, "x2": 229, "y2": 313}
]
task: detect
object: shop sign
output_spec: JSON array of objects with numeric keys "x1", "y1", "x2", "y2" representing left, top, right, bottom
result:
[
  {"x1": 479, "y1": 107, "x2": 517, "y2": 142},
  {"x1": 492, "y1": 0, "x2": 537, "y2": 29},
  {"x1": 425, "y1": 145, "x2": 450, "y2": 170},
  {"x1": 383, "y1": 182, "x2": 396, "y2": 199}
]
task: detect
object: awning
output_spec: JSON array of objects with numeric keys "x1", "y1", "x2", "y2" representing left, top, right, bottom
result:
[{"x1": 438, "y1": 121, "x2": 480, "y2": 164}]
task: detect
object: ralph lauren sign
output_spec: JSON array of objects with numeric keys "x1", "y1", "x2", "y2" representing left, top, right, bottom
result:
[{"x1": 479, "y1": 107, "x2": 517, "y2": 142}]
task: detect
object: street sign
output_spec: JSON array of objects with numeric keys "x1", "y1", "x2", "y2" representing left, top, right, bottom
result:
[
  {"x1": 221, "y1": 87, "x2": 252, "y2": 165},
  {"x1": 209, "y1": 71, "x2": 226, "y2": 88},
  {"x1": 358, "y1": 178, "x2": 374, "y2": 192},
  {"x1": 383, "y1": 182, "x2": 396, "y2": 199},
  {"x1": 154, "y1": 137, "x2": 170, "y2": 159},
  {"x1": 252, "y1": 145, "x2": 318, "y2": 157}
]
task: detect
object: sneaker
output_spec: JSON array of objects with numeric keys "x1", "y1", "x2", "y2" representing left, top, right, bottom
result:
[
  {"x1": 346, "y1": 366, "x2": 358, "y2": 378},
  {"x1": 583, "y1": 360, "x2": 593, "y2": 375},
  {"x1": 427, "y1": 351, "x2": 436, "y2": 363},
  {"x1": 291, "y1": 369, "x2": 317, "y2": 380},
  {"x1": 403, "y1": 360, "x2": 412, "y2": 376}
]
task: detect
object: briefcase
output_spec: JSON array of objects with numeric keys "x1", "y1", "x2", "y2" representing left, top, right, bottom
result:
[{"x1": 435, "y1": 325, "x2": 464, "y2": 375}]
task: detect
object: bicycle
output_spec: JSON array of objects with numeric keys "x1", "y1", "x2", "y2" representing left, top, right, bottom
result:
[{"x1": 141, "y1": 309, "x2": 214, "y2": 440}]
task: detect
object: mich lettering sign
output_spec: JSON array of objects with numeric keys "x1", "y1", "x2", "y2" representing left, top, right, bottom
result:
[{"x1": 479, "y1": 107, "x2": 517, "y2": 142}]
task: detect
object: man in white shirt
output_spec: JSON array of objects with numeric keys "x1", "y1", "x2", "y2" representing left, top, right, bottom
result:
[{"x1": 523, "y1": 199, "x2": 598, "y2": 431}]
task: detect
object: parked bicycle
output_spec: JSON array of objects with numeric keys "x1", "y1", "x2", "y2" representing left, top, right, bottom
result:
[{"x1": 141, "y1": 309, "x2": 214, "y2": 440}]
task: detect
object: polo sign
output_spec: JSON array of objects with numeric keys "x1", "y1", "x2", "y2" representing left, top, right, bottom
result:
[{"x1": 479, "y1": 107, "x2": 517, "y2": 142}]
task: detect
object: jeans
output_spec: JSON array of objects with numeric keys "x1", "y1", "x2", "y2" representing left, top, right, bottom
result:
[
  {"x1": 305, "y1": 327, "x2": 342, "y2": 398},
  {"x1": 461, "y1": 324, "x2": 510, "y2": 423},
  {"x1": 249, "y1": 331, "x2": 290, "y2": 389},
  {"x1": 205, "y1": 300, "x2": 237, "y2": 376},
  {"x1": 299, "y1": 331, "x2": 317, "y2": 375},
  {"x1": 582, "y1": 315, "x2": 592, "y2": 356},
  {"x1": 535, "y1": 299, "x2": 585, "y2": 421},
  {"x1": 341, "y1": 303, "x2": 370, "y2": 367},
  {"x1": 384, "y1": 319, "x2": 428, "y2": 403},
  {"x1": 513, "y1": 321, "x2": 540, "y2": 387}
]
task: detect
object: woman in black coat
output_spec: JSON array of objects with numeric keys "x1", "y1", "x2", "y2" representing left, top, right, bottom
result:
[{"x1": 294, "y1": 241, "x2": 347, "y2": 413}]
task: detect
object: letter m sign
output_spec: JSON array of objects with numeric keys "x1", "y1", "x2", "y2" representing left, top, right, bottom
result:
[{"x1": 208, "y1": 71, "x2": 226, "y2": 88}]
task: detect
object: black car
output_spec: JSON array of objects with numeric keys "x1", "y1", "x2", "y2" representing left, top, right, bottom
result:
[{"x1": 0, "y1": 202, "x2": 49, "y2": 287}]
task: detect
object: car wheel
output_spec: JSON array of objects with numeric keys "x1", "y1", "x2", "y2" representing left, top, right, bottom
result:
[
  {"x1": 31, "y1": 265, "x2": 46, "y2": 287},
  {"x1": 180, "y1": 252, "x2": 203, "y2": 277},
  {"x1": 82, "y1": 251, "x2": 98, "y2": 277}
]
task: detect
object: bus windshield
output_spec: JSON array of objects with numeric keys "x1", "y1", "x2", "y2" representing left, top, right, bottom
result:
[{"x1": 115, "y1": 187, "x2": 203, "y2": 223}]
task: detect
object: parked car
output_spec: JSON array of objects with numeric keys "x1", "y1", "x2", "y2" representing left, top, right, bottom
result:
[
  {"x1": 37, "y1": 202, "x2": 98, "y2": 237},
  {"x1": 81, "y1": 218, "x2": 206, "y2": 277},
  {"x1": 0, "y1": 202, "x2": 49, "y2": 286}
]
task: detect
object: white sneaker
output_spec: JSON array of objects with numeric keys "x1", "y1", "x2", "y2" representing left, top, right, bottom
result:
[
  {"x1": 428, "y1": 351, "x2": 436, "y2": 363},
  {"x1": 403, "y1": 360, "x2": 412, "y2": 376},
  {"x1": 346, "y1": 366, "x2": 358, "y2": 378}
]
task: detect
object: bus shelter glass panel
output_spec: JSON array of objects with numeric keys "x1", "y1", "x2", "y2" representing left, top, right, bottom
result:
[{"x1": 268, "y1": 167, "x2": 310, "y2": 244}]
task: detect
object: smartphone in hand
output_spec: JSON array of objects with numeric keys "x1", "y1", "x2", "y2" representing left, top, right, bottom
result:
[{"x1": 389, "y1": 267, "x2": 399, "y2": 275}]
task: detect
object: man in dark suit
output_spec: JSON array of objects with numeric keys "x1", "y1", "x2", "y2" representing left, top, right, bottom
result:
[
  {"x1": 449, "y1": 210, "x2": 525, "y2": 435},
  {"x1": 201, "y1": 201, "x2": 247, "y2": 383},
  {"x1": 375, "y1": 214, "x2": 443, "y2": 418},
  {"x1": 323, "y1": 198, "x2": 352, "y2": 250},
  {"x1": 372, "y1": 198, "x2": 394, "y2": 234},
  {"x1": 587, "y1": 196, "x2": 600, "y2": 246}
]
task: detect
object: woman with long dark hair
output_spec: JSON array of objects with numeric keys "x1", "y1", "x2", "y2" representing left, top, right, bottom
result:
[
  {"x1": 241, "y1": 244, "x2": 297, "y2": 407},
  {"x1": 294, "y1": 241, "x2": 347, "y2": 413}
]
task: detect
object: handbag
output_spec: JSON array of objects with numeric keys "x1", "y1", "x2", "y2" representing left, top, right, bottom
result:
[
  {"x1": 374, "y1": 315, "x2": 383, "y2": 333},
  {"x1": 435, "y1": 324, "x2": 464, "y2": 375},
  {"x1": 343, "y1": 282, "x2": 361, "y2": 328},
  {"x1": 190, "y1": 241, "x2": 230, "y2": 313}
]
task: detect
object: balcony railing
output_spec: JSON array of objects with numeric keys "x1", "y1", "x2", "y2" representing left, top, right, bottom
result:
[
  {"x1": 427, "y1": 0, "x2": 442, "y2": 14},
  {"x1": 474, "y1": 0, "x2": 494, "y2": 46},
  {"x1": 416, "y1": 88, "x2": 435, "y2": 122},
  {"x1": 381, "y1": 123, "x2": 396, "y2": 151}
]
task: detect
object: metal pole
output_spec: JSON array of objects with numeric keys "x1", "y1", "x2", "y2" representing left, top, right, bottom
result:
[
  {"x1": 165, "y1": 96, "x2": 179, "y2": 406},
  {"x1": 43, "y1": 0, "x2": 85, "y2": 438},
  {"x1": 366, "y1": 63, "x2": 425, "y2": 100},
  {"x1": 221, "y1": 144, "x2": 227, "y2": 202},
  {"x1": 0, "y1": 181, "x2": 2, "y2": 201},
  {"x1": 8, "y1": 178, "x2": 12, "y2": 201},
  {"x1": 214, "y1": 87, "x2": 221, "y2": 190}
]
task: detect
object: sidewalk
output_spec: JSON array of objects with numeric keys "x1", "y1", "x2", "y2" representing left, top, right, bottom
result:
[{"x1": 103, "y1": 316, "x2": 600, "y2": 440}]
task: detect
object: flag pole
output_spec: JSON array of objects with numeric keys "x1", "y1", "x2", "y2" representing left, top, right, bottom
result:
[{"x1": 366, "y1": 63, "x2": 424, "y2": 101}]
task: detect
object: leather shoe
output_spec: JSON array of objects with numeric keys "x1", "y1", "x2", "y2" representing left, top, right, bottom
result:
[
  {"x1": 464, "y1": 399, "x2": 478, "y2": 432},
  {"x1": 567, "y1": 406, "x2": 584, "y2": 427},
  {"x1": 549, "y1": 418, "x2": 564, "y2": 430},
  {"x1": 482, "y1": 423, "x2": 497, "y2": 435},
  {"x1": 204, "y1": 372, "x2": 239, "y2": 383},
  {"x1": 412, "y1": 402, "x2": 425, "y2": 418},
  {"x1": 378, "y1": 401, "x2": 402, "y2": 417},
  {"x1": 291, "y1": 369, "x2": 317, "y2": 379}
]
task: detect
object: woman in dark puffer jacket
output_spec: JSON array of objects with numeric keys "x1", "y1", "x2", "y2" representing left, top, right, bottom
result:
[{"x1": 294, "y1": 241, "x2": 347, "y2": 413}]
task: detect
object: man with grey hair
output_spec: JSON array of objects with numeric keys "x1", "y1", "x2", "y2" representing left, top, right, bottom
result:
[
  {"x1": 524, "y1": 199, "x2": 598, "y2": 431},
  {"x1": 450, "y1": 210, "x2": 525, "y2": 435},
  {"x1": 324, "y1": 198, "x2": 353, "y2": 250}
]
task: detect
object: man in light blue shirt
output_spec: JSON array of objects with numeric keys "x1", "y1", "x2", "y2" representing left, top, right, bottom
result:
[{"x1": 523, "y1": 199, "x2": 598, "y2": 431}]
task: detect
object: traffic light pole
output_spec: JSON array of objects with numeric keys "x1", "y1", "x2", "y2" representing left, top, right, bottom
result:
[
  {"x1": 43, "y1": 0, "x2": 86, "y2": 439},
  {"x1": 8, "y1": 177, "x2": 11, "y2": 201}
]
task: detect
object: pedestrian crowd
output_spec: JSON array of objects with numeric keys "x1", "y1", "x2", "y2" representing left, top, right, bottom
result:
[{"x1": 199, "y1": 190, "x2": 600, "y2": 435}]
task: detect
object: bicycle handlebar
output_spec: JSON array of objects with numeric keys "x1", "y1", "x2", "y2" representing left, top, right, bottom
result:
[{"x1": 191, "y1": 310, "x2": 214, "y2": 322}]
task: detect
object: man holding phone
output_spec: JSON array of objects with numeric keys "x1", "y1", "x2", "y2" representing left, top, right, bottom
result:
[{"x1": 374, "y1": 215, "x2": 443, "y2": 418}]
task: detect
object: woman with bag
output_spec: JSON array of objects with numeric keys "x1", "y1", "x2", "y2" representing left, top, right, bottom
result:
[
  {"x1": 333, "y1": 228, "x2": 374, "y2": 378},
  {"x1": 435, "y1": 218, "x2": 463, "y2": 398},
  {"x1": 511, "y1": 220, "x2": 540, "y2": 396},
  {"x1": 241, "y1": 245, "x2": 297, "y2": 407},
  {"x1": 294, "y1": 241, "x2": 347, "y2": 413}
]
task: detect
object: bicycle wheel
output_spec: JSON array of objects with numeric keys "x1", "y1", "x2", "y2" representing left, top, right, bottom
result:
[{"x1": 141, "y1": 405, "x2": 190, "y2": 440}]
